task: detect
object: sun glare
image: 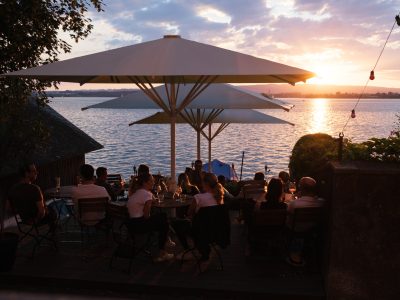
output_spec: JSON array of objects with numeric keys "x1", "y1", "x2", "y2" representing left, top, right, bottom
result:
[{"x1": 309, "y1": 98, "x2": 328, "y2": 133}]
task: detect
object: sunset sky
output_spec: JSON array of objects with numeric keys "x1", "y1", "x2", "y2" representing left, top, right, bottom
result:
[{"x1": 58, "y1": 0, "x2": 400, "y2": 90}]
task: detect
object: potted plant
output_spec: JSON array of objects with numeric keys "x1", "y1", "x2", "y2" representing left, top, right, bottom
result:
[{"x1": 0, "y1": 188, "x2": 19, "y2": 272}]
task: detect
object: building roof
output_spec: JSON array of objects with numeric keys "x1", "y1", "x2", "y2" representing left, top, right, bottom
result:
[{"x1": 0, "y1": 101, "x2": 102, "y2": 178}]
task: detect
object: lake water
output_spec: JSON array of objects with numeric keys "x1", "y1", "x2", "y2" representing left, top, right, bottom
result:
[{"x1": 49, "y1": 97, "x2": 400, "y2": 180}]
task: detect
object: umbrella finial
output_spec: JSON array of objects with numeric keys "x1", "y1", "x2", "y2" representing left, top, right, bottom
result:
[{"x1": 163, "y1": 35, "x2": 181, "y2": 39}]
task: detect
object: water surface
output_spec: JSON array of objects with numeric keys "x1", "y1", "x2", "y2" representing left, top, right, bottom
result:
[{"x1": 49, "y1": 97, "x2": 400, "y2": 179}]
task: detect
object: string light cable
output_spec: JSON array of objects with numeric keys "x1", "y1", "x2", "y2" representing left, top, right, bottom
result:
[{"x1": 341, "y1": 12, "x2": 400, "y2": 134}]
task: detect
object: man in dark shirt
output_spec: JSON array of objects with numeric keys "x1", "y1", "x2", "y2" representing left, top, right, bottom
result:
[
  {"x1": 95, "y1": 167, "x2": 122, "y2": 201},
  {"x1": 190, "y1": 160, "x2": 204, "y2": 192},
  {"x1": 8, "y1": 163, "x2": 56, "y2": 230}
]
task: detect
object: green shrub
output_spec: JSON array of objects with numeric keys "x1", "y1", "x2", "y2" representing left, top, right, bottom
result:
[{"x1": 289, "y1": 133, "x2": 339, "y2": 182}]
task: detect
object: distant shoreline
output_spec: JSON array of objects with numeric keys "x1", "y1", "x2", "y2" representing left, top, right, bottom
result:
[{"x1": 45, "y1": 90, "x2": 400, "y2": 99}]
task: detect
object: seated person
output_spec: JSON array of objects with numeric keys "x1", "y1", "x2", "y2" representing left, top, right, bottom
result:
[
  {"x1": 178, "y1": 173, "x2": 199, "y2": 196},
  {"x1": 254, "y1": 172, "x2": 265, "y2": 181},
  {"x1": 259, "y1": 177, "x2": 287, "y2": 210},
  {"x1": 95, "y1": 167, "x2": 123, "y2": 201},
  {"x1": 286, "y1": 177, "x2": 324, "y2": 267},
  {"x1": 8, "y1": 163, "x2": 57, "y2": 231},
  {"x1": 72, "y1": 164, "x2": 110, "y2": 224},
  {"x1": 172, "y1": 173, "x2": 224, "y2": 261},
  {"x1": 189, "y1": 160, "x2": 204, "y2": 192},
  {"x1": 279, "y1": 171, "x2": 290, "y2": 193},
  {"x1": 137, "y1": 164, "x2": 150, "y2": 176},
  {"x1": 127, "y1": 173, "x2": 174, "y2": 262}
]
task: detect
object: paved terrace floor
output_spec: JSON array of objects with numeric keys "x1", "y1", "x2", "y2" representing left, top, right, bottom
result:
[{"x1": 1, "y1": 218, "x2": 325, "y2": 300}]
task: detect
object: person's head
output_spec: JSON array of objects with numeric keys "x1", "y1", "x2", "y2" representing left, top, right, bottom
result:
[
  {"x1": 254, "y1": 172, "x2": 265, "y2": 181},
  {"x1": 178, "y1": 173, "x2": 189, "y2": 187},
  {"x1": 298, "y1": 177, "x2": 317, "y2": 197},
  {"x1": 19, "y1": 163, "x2": 38, "y2": 183},
  {"x1": 96, "y1": 167, "x2": 107, "y2": 181},
  {"x1": 278, "y1": 171, "x2": 290, "y2": 183},
  {"x1": 138, "y1": 164, "x2": 150, "y2": 176},
  {"x1": 202, "y1": 173, "x2": 224, "y2": 204},
  {"x1": 80, "y1": 164, "x2": 95, "y2": 182},
  {"x1": 265, "y1": 177, "x2": 283, "y2": 203},
  {"x1": 130, "y1": 173, "x2": 154, "y2": 194},
  {"x1": 217, "y1": 175, "x2": 226, "y2": 186},
  {"x1": 194, "y1": 160, "x2": 202, "y2": 172}
]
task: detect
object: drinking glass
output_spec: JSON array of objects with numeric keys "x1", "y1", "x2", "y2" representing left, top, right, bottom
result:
[{"x1": 289, "y1": 182, "x2": 296, "y2": 196}]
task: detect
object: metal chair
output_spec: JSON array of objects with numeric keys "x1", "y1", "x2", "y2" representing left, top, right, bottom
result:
[
  {"x1": 107, "y1": 203, "x2": 153, "y2": 273},
  {"x1": 10, "y1": 201, "x2": 57, "y2": 258}
]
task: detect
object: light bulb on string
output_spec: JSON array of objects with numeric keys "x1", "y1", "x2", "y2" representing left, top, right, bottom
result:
[
  {"x1": 369, "y1": 70, "x2": 375, "y2": 80},
  {"x1": 351, "y1": 109, "x2": 356, "y2": 118}
]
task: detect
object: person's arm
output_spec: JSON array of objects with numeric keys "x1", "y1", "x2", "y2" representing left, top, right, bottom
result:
[
  {"x1": 143, "y1": 200, "x2": 152, "y2": 219},
  {"x1": 35, "y1": 187, "x2": 46, "y2": 220},
  {"x1": 187, "y1": 197, "x2": 198, "y2": 219}
]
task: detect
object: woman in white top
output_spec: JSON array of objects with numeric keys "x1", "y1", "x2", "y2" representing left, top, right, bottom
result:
[
  {"x1": 127, "y1": 173, "x2": 173, "y2": 262},
  {"x1": 172, "y1": 173, "x2": 224, "y2": 256}
]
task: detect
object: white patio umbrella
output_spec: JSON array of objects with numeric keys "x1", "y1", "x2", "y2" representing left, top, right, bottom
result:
[
  {"x1": 3, "y1": 35, "x2": 314, "y2": 179},
  {"x1": 129, "y1": 109, "x2": 294, "y2": 169},
  {"x1": 82, "y1": 83, "x2": 293, "y2": 159}
]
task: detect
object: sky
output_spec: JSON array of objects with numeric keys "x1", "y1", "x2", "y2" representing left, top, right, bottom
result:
[{"x1": 57, "y1": 0, "x2": 400, "y2": 90}]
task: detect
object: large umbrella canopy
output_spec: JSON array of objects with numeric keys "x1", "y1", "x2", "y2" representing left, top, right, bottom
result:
[
  {"x1": 81, "y1": 84, "x2": 293, "y2": 111},
  {"x1": 3, "y1": 35, "x2": 314, "y2": 179},
  {"x1": 130, "y1": 109, "x2": 294, "y2": 168}
]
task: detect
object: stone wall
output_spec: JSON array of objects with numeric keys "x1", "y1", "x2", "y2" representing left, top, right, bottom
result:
[{"x1": 325, "y1": 161, "x2": 400, "y2": 300}]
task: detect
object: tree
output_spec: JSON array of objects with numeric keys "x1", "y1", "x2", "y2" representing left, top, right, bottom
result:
[{"x1": 0, "y1": 0, "x2": 104, "y2": 232}]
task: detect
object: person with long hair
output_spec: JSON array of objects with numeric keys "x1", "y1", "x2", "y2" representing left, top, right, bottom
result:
[
  {"x1": 127, "y1": 173, "x2": 174, "y2": 262},
  {"x1": 178, "y1": 173, "x2": 200, "y2": 196},
  {"x1": 172, "y1": 173, "x2": 224, "y2": 260},
  {"x1": 260, "y1": 177, "x2": 287, "y2": 210}
]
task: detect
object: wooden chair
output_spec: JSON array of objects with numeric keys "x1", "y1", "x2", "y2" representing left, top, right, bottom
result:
[
  {"x1": 106, "y1": 174, "x2": 122, "y2": 186},
  {"x1": 289, "y1": 207, "x2": 324, "y2": 233},
  {"x1": 287, "y1": 206, "x2": 325, "y2": 264},
  {"x1": 248, "y1": 209, "x2": 287, "y2": 252},
  {"x1": 77, "y1": 197, "x2": 108, "y2": 244}
]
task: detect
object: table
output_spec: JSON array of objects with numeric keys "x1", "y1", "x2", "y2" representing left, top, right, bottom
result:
[{"x1": 44, "y1": 185, "x2": 75, "y2": 199}]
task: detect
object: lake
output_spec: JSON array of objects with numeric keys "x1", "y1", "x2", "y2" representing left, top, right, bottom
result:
[{"x1": 49, "y1": 97, "x2": 400, "y2": 180}]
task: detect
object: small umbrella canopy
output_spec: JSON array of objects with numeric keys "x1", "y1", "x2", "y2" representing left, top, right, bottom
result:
[
  {"x1": 3, "y1": 35, "x2": 314, "y2": 179},
  {"x1": 130, "y1": 109, "x2": 294, "y2": 168},
  {"x1": 130, "y1": 109, "x2": 294, "y2": 126},
  {"x1": 81, "y1": 84, "x2": 294, "y2": 111},
  {"x1": 82, "y1": 83, "x2": 293, "y2": 160},
  {"x1": 203, "y1": 159, "x2": 238, "y2": 181}
]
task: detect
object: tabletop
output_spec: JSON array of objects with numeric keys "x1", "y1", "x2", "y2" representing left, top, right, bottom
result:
[{"x1": 44, "y1": 185, "x2": 76, "y2": 199}]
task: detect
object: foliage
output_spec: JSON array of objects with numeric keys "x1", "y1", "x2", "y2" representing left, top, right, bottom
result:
[
  {"x1": 289, "y1": 133, "x2": 339, "y2": 182},
  {"x1": 346, "y1": 136, "x2": 400, "y2": 163},
  {"x1": 0, "y1": 0, "x2": 103, "y2": 174},
  {"x1": 0, "y1": 0, "x2": 104, "y2": 233}
]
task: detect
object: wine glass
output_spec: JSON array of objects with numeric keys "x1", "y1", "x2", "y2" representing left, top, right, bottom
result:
[{"x1": 289, "y1": 182, "x2": 296, "y2": 198}]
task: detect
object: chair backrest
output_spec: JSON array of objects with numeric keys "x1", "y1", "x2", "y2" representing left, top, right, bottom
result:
[
  {"x1": 291, "y1": 207, "x2": 324, "y2": 231},
  {"x1": 77, "y1": 197, "x2": 108, "y2": 224},
  {"x1": 253, "y1": 209, "x2": 287, "y2": 227},
  {"x1": 242, "y1": 184, "x2": 265, "y2": 200},
  {"x1": 107, "y1": 174, "x2": 122, "y2": 185},
  {"x1": 107, "y1": 203, "x2": 129, "y2": 221},
  {"x1": 192, "y1": 205, "x2": 231, "y2": 248}
]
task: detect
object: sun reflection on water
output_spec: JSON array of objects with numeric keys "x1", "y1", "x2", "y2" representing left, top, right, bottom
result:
[{"x1": 308, "y1": 98, "x2": 328, "y2": 133}]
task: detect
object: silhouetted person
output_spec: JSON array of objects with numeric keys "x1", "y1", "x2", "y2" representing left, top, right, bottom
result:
[{"x1": 8, "y1": 163, "x2": 57, "y2": 231}]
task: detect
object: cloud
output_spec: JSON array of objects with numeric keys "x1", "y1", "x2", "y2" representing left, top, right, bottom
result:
[{"x1": 59, "y1": 0, "x2": 400, "y2": 87}]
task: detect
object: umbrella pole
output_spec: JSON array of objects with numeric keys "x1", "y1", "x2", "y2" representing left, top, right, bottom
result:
[
  {"x1": 170, "y1": 83, "x2": 177, "y2": 181},
  {"x1": 197, "y1": 130, "x2": 201, "y2": 160},
  {"x1": 197, "y1": 109, "x2": 201, "y2": 160},
  {"x1": 208, "y1": 124, "x2": 212, "y2": 172}
]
